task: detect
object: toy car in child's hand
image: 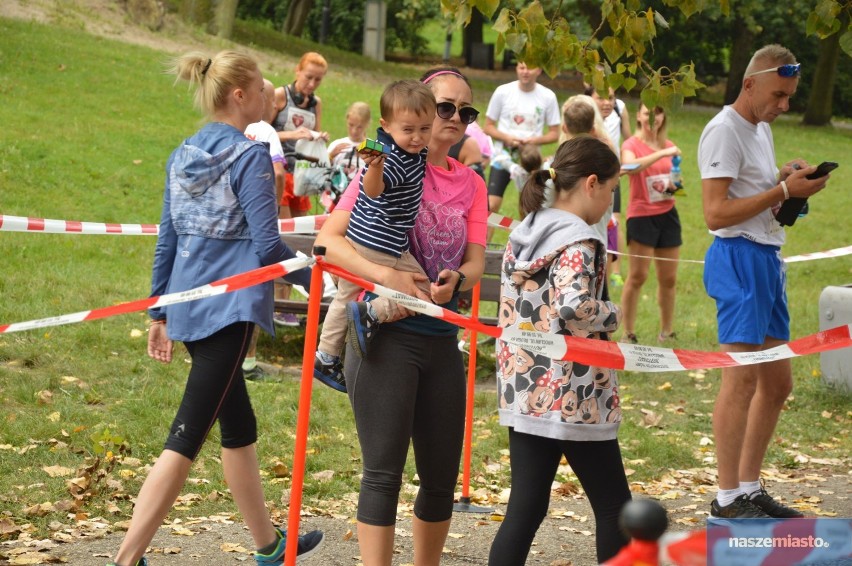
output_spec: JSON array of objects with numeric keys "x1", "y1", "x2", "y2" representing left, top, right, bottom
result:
[{"x1": 357, "y1": 138, "x2": 390, "y2": 157}]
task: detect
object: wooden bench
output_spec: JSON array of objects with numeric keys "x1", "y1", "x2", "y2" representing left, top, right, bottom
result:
[{"x1": 274, "y1": 234, "x2": 503, "y2": 326}]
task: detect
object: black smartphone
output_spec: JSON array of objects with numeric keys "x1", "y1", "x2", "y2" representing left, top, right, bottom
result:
[
  {"x1": 805, "y1": 161, "x2": 838, "y2": 179},
  {"x1": 775, "y1": 161, "x2": 838, "y2": 226}
]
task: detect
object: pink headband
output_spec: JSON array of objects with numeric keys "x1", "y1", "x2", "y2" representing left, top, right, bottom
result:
[{"x1": 423, "y1": 70, "x2": 464, "y2": 83}]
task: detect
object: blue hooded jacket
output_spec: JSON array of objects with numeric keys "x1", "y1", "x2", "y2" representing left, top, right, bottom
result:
[{"x1": 149, "y1": 122, "x2": 310, "y2": 341}]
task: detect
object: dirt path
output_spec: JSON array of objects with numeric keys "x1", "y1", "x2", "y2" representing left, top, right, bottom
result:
[{"x1": 5, "y1": 472, "x2": 849, "y2": 565}]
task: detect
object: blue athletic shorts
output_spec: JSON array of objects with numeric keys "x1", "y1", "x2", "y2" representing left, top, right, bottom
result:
[{"x1": 703, "y1": 236, "x2": 789, "y2": 345}]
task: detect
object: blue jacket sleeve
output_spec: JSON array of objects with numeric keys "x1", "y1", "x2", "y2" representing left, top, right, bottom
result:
[{"x1": 148, "y1": 155, "x2": 178, "y2": 320}]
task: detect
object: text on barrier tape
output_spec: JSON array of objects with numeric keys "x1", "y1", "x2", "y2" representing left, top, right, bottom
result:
[
  {"x1": 0, "y1": 257, "x2": 313, "y2": 334},
  {"x1": 317, "y1": 258, "x2": 852, "y2": 372},
  {"x1": 3, "y1": 255, "x2": 851, "y2": 372}
]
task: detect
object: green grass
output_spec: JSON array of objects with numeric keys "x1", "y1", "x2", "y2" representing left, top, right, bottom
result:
[{"x1": 1, "y1": 14, "x2": 851, "y2": 538}]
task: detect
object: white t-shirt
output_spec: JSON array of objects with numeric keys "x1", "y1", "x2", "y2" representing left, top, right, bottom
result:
[
  {"x1": 327, "y1": 136, "x2": 366, "y2": 179},
  {"x1": 698, "y1": 105, "x2": 784, "y2": 247},
  {"x1": 604, "y1": 99, "x2": 626, "y2": 148},
  {"x1": 244, "y1": 120, "x2": 285, "y2": 166},
  {"x1": 485, "y1": 81, "x2": 561, "y2": 152}
]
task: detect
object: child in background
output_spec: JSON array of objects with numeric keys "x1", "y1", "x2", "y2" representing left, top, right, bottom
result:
[
  {"x1": 241, "y1": 77, "x2": 289, "y2": 382},
  {"x1": 490, "y1": 142, "x2": 542, "y2": 200},
  {"x1": 556, "y1": 95, "x2": 619, "y2": 277},
  {"x1": 328, "y1": 102, "x2": 371, "y2": 180},
  {"x1": 585, "y1": 84, "x2": 632, "y2": 287},
  {"x1": 313, "y1": 80, "x2": 436, "y2": 393}
]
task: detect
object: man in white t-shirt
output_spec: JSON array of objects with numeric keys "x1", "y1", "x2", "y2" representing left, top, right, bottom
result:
[
  {"x1": 483, "y1": 62, "x2": 561, "y2": 218},
  {"x1": 698, "y1": 44, "x2": 830, "y2": 519},
  {"x1": 241, "y1": 78, "x2": 289, "y2": 381}
]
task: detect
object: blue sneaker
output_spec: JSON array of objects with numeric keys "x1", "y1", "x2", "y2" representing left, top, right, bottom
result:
[
  {"x1": 255, "y1": 528, "x2": 324, "y2": 564},
  {"x1": 313, "y1": 353, "x2": 346, "y2": 393},
  {"x1": 346, "y1": 301, "x2": 379, "y2": 357}
]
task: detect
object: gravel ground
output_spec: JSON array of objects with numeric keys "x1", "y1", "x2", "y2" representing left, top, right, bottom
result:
[{"x1": 4, "y1": 472, "x2": 849, "y2": 566}]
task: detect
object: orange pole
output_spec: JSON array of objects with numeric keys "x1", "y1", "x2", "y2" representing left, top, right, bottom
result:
[
  {"x1": 284, "y1": 255, "x2": 325, "y2": 566},
  {"x1": 459, "y1": 283, "x2": 480, "y2": 499}
]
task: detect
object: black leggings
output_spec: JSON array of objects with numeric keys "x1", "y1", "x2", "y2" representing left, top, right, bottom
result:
[
  {"x1": 163, "y1": 322, "x2": 257, "y2": 460},
  {"x1": 343, "y1": 328, "x2": 466, "y2": 526},
  {"x1": 488, "y1": 428, "x2": 631, "y2": 565}
]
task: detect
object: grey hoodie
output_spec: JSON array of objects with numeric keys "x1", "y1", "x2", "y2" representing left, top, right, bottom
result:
[{"x1": 496, "y1": 207, "x2": 622, "y2": 441}]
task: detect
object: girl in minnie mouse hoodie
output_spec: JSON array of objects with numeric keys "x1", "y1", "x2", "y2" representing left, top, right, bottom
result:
[{"x1": 489, "y1": 137, "x2": 632, "y2": 565}]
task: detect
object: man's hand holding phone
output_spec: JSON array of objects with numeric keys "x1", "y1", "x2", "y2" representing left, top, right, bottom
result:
[{"x1": 774, "y1": 161, "x2": 836, "y2": 226}]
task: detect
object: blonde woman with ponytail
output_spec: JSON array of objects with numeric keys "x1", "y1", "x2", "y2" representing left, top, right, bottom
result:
[{"x1": 109, "y1": 51, "x2": 322, "y2": 566}]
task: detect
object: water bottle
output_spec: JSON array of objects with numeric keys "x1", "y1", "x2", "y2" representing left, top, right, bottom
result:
[{"x1": 670, "y1": 155, "x2": 683, "y2": 193}]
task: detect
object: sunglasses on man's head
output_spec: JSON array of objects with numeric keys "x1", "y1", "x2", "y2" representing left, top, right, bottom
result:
[
  {"x1": 436, "y1": 102, "x2": 480, "y2": 125},
  {"x1": 745, "y1": 63, "x2": 801, "y2": 78}
]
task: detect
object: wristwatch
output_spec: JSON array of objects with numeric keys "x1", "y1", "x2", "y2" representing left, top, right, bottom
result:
[{"x1": 453, "y1": 270, "x2": 466, "y2": 293}]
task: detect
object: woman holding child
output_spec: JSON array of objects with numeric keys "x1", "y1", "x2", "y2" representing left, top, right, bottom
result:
[{"x1": 314, "y1": 67, "x2": 487, "y2": 566}]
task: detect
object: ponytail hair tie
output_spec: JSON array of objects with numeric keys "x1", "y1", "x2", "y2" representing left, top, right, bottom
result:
[
  {"x1": 201, "y1": 58, "x2": 212, "y2": 75},
  {"x1": 549, "y1": 168, "x2": 556, "y2": 181}
]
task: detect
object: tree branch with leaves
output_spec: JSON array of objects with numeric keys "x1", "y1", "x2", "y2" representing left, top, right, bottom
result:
[{"x1": 441, "y1": 0, "x2": 851, "y2": 114}]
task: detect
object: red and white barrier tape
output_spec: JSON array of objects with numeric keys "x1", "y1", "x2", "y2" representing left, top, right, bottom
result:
[
  {"x1": 278, "y1": 215, "x2": 327, "y2": 234},
  {"x1": 3, "y1": 255, "x2": 850, "y2": 371},
  {"x1": 0, "y1": 257, "x2": 313, "y2": 334},
  {"x1": 784, "y1": 244, "x2": 852, "y2": 263},
  {"x1": 317, "y1": 258, "x2": 852, "y2": 372},
  {"x1": 487, "y1": 212, "x2": 519, "y2": 231},
  {"x1": 5, "y1": 212, "x2": 848, "y2": 263},
  {"x1": 0, "y1": 215, "x2": 328, "y2": 236},
  {"x1": 0, "y1": 215, "x2": 158, "y2": 235},
  {"x1": 486, "y1": 212, "x2": 852, "y2": 264}
]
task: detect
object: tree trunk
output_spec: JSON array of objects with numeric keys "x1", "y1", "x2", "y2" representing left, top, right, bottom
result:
[
  {"x1": 283, "y1": 0, "x2": 315, "y2": 37},
  {"x1": 802, "y1": 13, "x2": 848, "y2": 126},
  {"x1": 462, "y1": 8, "x2": 483, "y2": 67},
  {"x1": 180, "y1": 0, "x2": 213, "y2": 26},
  {"x1": 724, "y1": 16, "x2": 755, "y2": 104},
  {"x1": 215, "y1": 0, "x2": 239, "y2": 39}
]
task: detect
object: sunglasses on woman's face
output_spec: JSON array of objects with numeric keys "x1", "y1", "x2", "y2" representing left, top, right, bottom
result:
[
  {"x1": 745, "y1": 63, "x2": 801, "y2": 78},
  {"x1": 436, "y1": 102, "x2": 480, "y2": 125}
]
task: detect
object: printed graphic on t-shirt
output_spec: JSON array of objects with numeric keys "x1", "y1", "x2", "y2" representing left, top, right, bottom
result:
[
  {"x1": 409, "y1": 200, "x2": 466, "y2": 281},
  {"x1": 507, "y1": 108, "x2": 543, "y2": 137},
  {"x1": 289, "y1": 108, "x2": 316, "y2": 131},
  {"x1": 645, "y1": 173, "x2": 673, "y2": 203}
]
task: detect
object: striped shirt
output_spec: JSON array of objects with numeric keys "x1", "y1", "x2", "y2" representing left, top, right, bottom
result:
[{"x1": 347, "y1": 127, "x2": 428, "y2": 257}]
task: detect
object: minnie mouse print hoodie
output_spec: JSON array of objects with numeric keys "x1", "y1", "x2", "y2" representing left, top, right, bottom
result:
[{"x1": 495, "y1": 207, "x2": 622, "y2": 441}]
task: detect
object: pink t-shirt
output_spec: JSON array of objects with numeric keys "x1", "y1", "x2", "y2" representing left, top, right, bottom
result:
[
  {"x1": 337, "y1": 157, "x2": 487, "y2": 281},
  {"x1": 622, "y1": 136, "x2": 676, "y2": 219}
]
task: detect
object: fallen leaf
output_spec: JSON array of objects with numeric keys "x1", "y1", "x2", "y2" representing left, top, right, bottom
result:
[
  {"x1": 221, "y1": 542, "x2": 249, "y2": 553},
  {"x1": 311, "y1": 470, "x2": 335, "y2": 482},
  {"x1": 43, "y1": 465, "x2": 74, "y2": 478},
  {"x1": 36, "y1": 390, "x2": 53, "y2": 405}
]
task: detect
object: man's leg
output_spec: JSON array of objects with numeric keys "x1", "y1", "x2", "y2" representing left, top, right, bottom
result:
[
  {"x1": 740, "y1": 341, "x2": 793, "y2": 482},
  {"x1": 714, "y1": 344, "x2": 761, "y2": 492}
]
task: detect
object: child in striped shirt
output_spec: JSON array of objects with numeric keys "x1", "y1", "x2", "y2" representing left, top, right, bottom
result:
[{"x1": 314, "y1": 80, "x2": 436, "y2": 392}]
